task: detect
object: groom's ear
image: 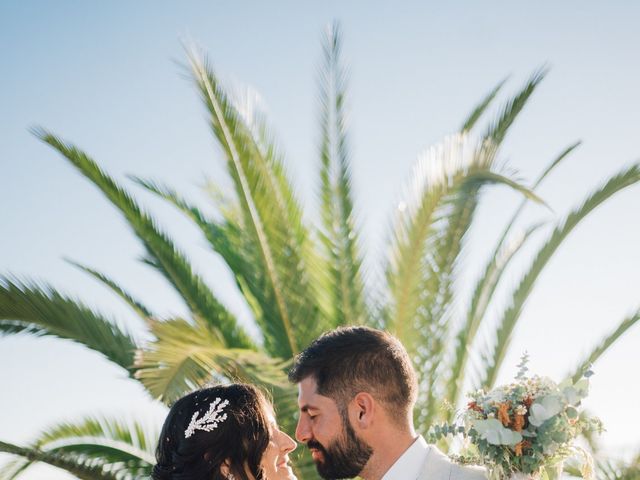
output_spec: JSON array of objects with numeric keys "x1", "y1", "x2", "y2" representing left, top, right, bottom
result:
[{"x1": 350, "y1": 392, "x2": 375, "y2": 429}]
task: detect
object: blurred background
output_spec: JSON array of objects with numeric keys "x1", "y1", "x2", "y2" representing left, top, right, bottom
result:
[{"x1": 1, "y1": 1, "x2": 639, "y2": 478}]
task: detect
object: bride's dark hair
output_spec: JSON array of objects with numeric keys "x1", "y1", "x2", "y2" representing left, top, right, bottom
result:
[{"x1": 152, "y1": 384, "x2": 271, "y2": 480}]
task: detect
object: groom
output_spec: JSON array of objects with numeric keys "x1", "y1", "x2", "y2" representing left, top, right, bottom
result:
[{"x1": 289, "y1": 326, "x2": 486, "y2": 480}]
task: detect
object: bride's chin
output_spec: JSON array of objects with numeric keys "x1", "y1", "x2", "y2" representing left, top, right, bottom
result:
[{"x1": 277, "y1": 465, "x2": 297, "y2": 480}]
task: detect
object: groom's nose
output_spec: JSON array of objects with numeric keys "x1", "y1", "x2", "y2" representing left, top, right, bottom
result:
[{"x1": 295, "y1": 414, "x2": 312, "y2": 443}]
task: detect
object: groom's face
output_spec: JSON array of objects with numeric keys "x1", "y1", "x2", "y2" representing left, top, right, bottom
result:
[{"x1": 295, "y1": 377, "x2": 373, "y2": 479}]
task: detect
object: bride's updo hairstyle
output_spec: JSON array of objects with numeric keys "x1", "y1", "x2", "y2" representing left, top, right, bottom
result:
[{"x1": 153, "y1": 384, "x2": 271, "y2": 480}]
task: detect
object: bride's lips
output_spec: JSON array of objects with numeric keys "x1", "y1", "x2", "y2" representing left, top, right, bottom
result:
[{"x1": 277, "y1": 456, "x2": 295, "y2": 470}]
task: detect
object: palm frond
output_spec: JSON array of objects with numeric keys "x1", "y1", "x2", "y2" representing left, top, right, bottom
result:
[
  {"x1": 134, "y1": 316, "x2": 291, "y2": 404},
  {"x1": 425, "y1": 72, "x2": 549, "y2": 357},
  {"x1": 445, "y1": 142, "x2": 579, "y2": 411},
  {"x1": 132, "y1": 177, "x2": 307, "y2": 358},
  {"x1": 384, "y1": 136, "x2": 541, "y2": 344},
  {"x1": 460, "y1": 76, "x2": 508, "y2": 133},
  {"x1": 491, "y1": 142, "x2": 581, "y2": 259},
  {"x1": 0, "y1": 440, "x2": 120, "y2": 480},
  {"x1": 381, "y1": 134, "x2": 543, "y2": 429},
  {"x1": 65, "y1": 258, "x2": 153, "y2": 322},
  {"x1": 0, "y1": 457, "x2": 32, "y2": 480},
  {"x1": 481, "y1": 163, "x2": 640, "y2": 388},
  {"x1": 484, "y1": 68, "x2": 547, "y2": 146},
  {"x1": 417, "y1": 168, "x2": 543, "y2": 429},
  {"x1": 0, "y1": 277, "x2": 136, "y2": 371},
  {"x1": 535, "y1": 141, "x2": 582, "y2": 187},
  {"x1": 404, "y1": 72, "x2": 547, "y2": 425},
  {"x1": 187, "y1": 52, "x2": 326, "y2": 356},
  {"x1": 317, "y1": 22, "x2": 368, "y2": 327},
  {"x1": 0, "y1": 414, "x2": 157, "y2": 480},
  {"x1": 131, "y1": 177, "x2": 263, "y2": 316},
  {"x1": 595, "y1": 451, "x2": 640, "y2": 480},
  {"x1": 445, "y1": 221, "x2": 545, "y2": 414},
  {"x1": 35, "y1": 417, "x2": 155, "y2": 469},
  {"x1": 33, "y1": 129, "x2": 254, "y2": 350},
  {"x1": 132, "y1": 176, "x2": 331, "y2": 361},
  {"x1": 385, "y1": 135, "x2": 475, "y2": 340},
  {"x1": 569, "y1": 307, "x2": 640, "y2": 383}
]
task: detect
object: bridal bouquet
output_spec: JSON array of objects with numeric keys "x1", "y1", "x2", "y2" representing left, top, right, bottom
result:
[{"x1": 429, "y1": 356, "x2": 603, "y2": 480}]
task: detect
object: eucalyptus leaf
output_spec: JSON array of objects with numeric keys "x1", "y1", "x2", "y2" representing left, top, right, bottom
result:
[
  {"x1": 529, "y1": 395, "x2": 564, "y2": 427},
  {"x1": 472, "y1": 418, "x2": 523, "y2": 446}
]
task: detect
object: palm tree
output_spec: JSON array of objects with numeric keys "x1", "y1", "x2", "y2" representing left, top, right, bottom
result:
[
  {"x1": 596, "y1": 452, "x2": 640, "y2": 480},
  {"x1": 0, "y1": 417, "x2": 156, "y2": 480},
  {"x1": 564, "y1": 449, "x2": 640, "y2": 479},
  {"x1": 1, "y1": 24, "x2": 638, "y2": 479}
]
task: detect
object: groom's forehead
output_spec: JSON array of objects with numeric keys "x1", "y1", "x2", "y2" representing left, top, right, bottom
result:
[
  {"x1": 297, "y1": 376, "x2": 318, "y2": 398},
  {"x1": 297, "y1": 376, "x2": 328, "y2": 408}
]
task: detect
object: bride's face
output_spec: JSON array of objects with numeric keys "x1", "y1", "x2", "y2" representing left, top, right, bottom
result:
[{"x1": 259, "y1": 413, "x2": 297, "y2": 480}]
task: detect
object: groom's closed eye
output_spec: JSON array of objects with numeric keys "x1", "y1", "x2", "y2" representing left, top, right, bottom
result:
[{"x1": 300, "y1": 405, "x2": 316, "y2": 414}]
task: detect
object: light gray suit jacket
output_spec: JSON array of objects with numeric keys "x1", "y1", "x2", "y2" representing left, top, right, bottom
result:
[{"x1": 417, "y1": 445, "x2": 487, "y2": 480}]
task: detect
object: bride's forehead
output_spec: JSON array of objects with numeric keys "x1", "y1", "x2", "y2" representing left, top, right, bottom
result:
[
  {"x1": 266, "y1": 411, "x2": 276, "y2": 423},
  {"x1": 262, "y1": 404, "x2": 277, "y2": 425}
]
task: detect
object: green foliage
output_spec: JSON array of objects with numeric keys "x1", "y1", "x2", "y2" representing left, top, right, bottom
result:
[
  {"x1": 318, "y1": 23, "x2": 369, "y2": 328},
  {"x1": 430, "y1": 365, "x2": 603, "y2": 479},
  {"x1": 0, "y1": 415, "x2": 156, "y2": 480},
  {"x1": 34, "y1": 129, "x2": 255, "y2": 351},
  {"x1": 0, "y1": 278, "x2": 137, "y2": 371},
  {"x1": 134, "y1": 316, "x2": 290, "y2": 403},
  {"x1": 2, "y1": 25, "x2": 638, "y2": 480},
  {"x1": 187, "y1": 51, "x2": 327, "y2": 357},
  {"x1": 480, "y1": 163, "x2": 640, "y2": 390},
  {"x1": 595, "y1": 452, "x2": 640, "y2": 480}
]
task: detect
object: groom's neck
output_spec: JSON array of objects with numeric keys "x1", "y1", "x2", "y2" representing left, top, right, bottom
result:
[{"x1": 358, "y1": 428, "x2": 417, "y2": 480}]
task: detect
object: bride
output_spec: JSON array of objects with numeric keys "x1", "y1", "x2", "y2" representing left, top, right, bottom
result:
[{"x1": 152, "y1": 383, "x2": 297, "y2": 480}]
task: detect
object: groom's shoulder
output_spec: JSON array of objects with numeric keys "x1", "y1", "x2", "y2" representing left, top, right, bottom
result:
[
  {"x1": 423, "y1": 445, "x2": 487, "y2": 480},
  {"x1": 450, "y1": 462, "x2": 487, "y2": 480}
]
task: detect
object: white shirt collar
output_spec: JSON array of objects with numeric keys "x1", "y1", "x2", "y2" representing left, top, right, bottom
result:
[{"x1": 381, "y1": 435, "x2": 429, "y2": 480}]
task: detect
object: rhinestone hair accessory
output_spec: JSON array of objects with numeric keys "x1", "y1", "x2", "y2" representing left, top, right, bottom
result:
[{"x1": 184, "y1": 397, "x2": 230, "y2": 439}]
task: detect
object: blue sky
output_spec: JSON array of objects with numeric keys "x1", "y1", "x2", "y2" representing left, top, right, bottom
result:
[{"x1": 1, "y1": 1, "x2": 639, "y2": 478}]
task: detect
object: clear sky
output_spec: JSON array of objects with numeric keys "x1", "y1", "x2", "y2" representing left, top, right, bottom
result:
[{"x1": 1, "y1": 1, "x2": 639, "y2": 478}]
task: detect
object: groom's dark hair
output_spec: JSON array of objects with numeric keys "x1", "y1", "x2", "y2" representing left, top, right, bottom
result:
[{"x1": 288, "y1": 326, "x2": 418, "y2": 423}]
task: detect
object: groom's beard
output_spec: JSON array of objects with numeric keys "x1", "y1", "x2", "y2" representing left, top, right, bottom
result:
[{"x1": 307, "y1": 418, "x2": 373, "y2": 480}]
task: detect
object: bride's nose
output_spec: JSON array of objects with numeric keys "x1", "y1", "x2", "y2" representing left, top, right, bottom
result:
[{"x1": 278, "y1": 430, "x2": 297, "y2": 454}]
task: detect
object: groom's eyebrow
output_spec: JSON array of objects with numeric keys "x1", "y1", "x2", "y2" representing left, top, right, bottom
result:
[{"x1": 300, "y1": 404, "x2": 318, "y2": 413}]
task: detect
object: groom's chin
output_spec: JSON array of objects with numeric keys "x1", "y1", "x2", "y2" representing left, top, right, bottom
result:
[{"x1": 315, "y1": 462, "x2": 362, "y2": 480}]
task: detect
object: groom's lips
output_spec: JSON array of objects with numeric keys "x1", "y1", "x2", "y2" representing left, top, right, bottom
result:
[{"x1": 307, "y1": 441, "x2": 325, "y2": 462}]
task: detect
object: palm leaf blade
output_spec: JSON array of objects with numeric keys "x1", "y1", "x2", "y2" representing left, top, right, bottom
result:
[
  {"x1": 569, "y1": 307, "x2": 640, "y2": 383},
  {"x1": 445, "y1": 221, "x2": 545, "y2": 412},
  {"x1": 445, "y1": 143, "x2": 579, "y2": 409},
  {"x1": 318, "y1": 22, "x2": 368, "y2": 327},
  {"x1": 461, "y1": 76, "x2": 508, "y2": 132},
  {"x1": 33, "y1": 129, "x2": 253, "y2": 350},
  {"x1": 481, "y1": 163, "x2": 640, "y2": 388},
  {"x1": 0, "y1": 278, "x2": 136, "y2": 371},
  {"x1": 188, "y1": 52, "x2": 326, "y2": 356},
  {"x1": 65, "y1": 259, "x2": 153, "y2": 321},
  {"x1": 0, "y1": 440, "x2": 120, "y2": 480},
  {"x1": 135, "y1": 316, "x2": 290, "y2": 404}
]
